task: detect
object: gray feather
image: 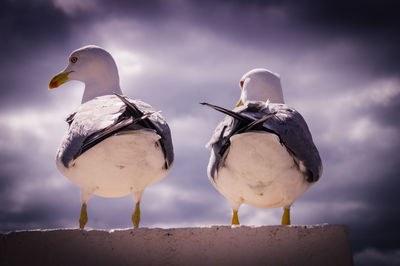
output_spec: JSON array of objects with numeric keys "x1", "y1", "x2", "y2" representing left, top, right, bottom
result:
[
  {"x1": 57, "y1": 95, "x2": 174, "y2": 169},
  {"x1": 205, "y1": 101, "x2": 322, "y2": 183}
]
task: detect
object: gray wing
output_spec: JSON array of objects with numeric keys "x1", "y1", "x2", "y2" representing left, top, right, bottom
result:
[
  {"x1": 263, "y1": 102, "x2": 322, "y2": 182},
  {"x1": 57, "y1": 94, "x2": 174, "y2": 169},
  {"x1": 112, "y1": 93, "x2": 174, "y2": 169},
  {"x1": 205, "y1": 101, "x2": 322, "y2": 183},
  {"x1": 206, "y1": 114, "x2": 238, "y2": 181}
]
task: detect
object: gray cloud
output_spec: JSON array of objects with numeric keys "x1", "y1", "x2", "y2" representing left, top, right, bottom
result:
[
  {"x1": 1, "y1": 1, "x2": 400, "y2": 264},
  {"x1": 355, "y1": 248, "x2": 400, "y2": 266}
]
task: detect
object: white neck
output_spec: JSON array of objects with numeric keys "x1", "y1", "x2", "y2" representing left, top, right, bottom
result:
[
  {"x1": 82, "y1": 80, "x2": 122, "y2": 103},
  {"x1": 241, "y1": 76, "x2": 285, "y2": 104}
]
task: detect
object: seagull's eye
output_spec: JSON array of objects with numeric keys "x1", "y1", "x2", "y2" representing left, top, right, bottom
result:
[{"x1": 70, "y1": 57, "x2": 78, "y2": 63}]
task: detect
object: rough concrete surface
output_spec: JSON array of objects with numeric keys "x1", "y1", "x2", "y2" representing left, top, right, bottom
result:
[{"x1": 0, "y1": 224, "x2": 353, "y2": 266}]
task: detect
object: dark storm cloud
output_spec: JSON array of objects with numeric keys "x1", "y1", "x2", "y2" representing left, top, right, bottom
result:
[
  {"x1": 303, "y1": 75, "x2": 400, "y2": 254},
  {"x1": 372, "y1": 92, "x2": 400, "y2": 127},
  {"x1": 290, "y1": 0, "x2": 400, "y2": 31},
  {"x1": 1, "y1": 0, "x2": 400, "y2": 264},
  {"x1": 103, "y1": 0, "x2": 400, "y2": 76},
  {"x1": 0, "y1": 0, "x2": 71, "y2": 108},
  {"x1": 0, "y1": 118, "x2": 78, "y2": 231},
  {"x1": 1, "y1": 0, "x2": 399, "y2": 108},
  {"x1": 353, "y1": 156, "x2": 400, "y2": 250},
  {"x1": 312, "y1": 144, "x2": 400, "y2": 252},
  {"x1": 0, "y1": 1, "x2": 69, "y2": 49},
  {"x1": 202, "y1": 0, "x2": 400, "y2": 77},
  {"x1": 283, "y1": 0, "x2": 400, "y2": 77},
  {"x1": 53, "y1": 0, "x2": 400, "y2": 91}
]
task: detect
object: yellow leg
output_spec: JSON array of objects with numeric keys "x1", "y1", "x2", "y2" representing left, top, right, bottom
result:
[
  {"x1": 281, "y1": 207, "x2": 291, "y2": 225},
  {"x1": 79, "y1": 203, "x2": 88, "y2": 229},
  {"x1": 231, "y1": 209, "x2": 240, "y2": 225},
  {"x1": 132, "y1": 201, "x2": 141, "y2": 228}
]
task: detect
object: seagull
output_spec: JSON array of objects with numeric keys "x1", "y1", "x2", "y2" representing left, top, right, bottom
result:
[
  {"x1": 202, "y1": 68, "x2": 322, "y2": 225},
  {"x1": 49, "y1": 45, "x2": 174, "y2": 229}
]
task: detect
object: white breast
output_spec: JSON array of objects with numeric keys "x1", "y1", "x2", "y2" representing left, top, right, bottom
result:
[
  {"x1": 56, "y1": 130, "x2": 169, "y2": 198},
  {"x1": 212, "y1": 132, "x2": 312, "y2": 210}
]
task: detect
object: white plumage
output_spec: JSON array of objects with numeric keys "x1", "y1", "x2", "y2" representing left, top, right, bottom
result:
[
  {"x1": 215, "y1": 132, "x2": 310, "y2": 211},
  {"x1": 204, "y1": 68, "x2": 322, "y2": 225},
  {"x1": 56, "y1": 119, "x2": 166, "y2": 200},
  {"x1": 49, "y1": 45, "x2": 174, "y2": 228}
]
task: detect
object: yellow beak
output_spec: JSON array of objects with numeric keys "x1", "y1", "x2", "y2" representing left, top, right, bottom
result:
[
  {"x1": 235, "y1": 98, "x2": 244, "y2": 107},
  {"x1": 48, "y1": 71, "x2": 73, "y2": 89}
]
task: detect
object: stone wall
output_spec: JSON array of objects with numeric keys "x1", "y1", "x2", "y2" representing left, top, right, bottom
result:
[{"x1": 0, "y1": 224, "x2": 353, "y2": 266}]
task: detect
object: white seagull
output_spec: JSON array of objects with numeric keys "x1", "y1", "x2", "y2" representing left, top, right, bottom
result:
[
  {"x1": 49, "y1": 45, "x2": 174, "y2": 229},
  {"x1": 202, "y1": 68, "x2": 322, "y2": 225}
]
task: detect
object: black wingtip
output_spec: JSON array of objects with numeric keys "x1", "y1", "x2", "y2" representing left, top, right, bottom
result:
[
  {"x1": 113, "y1": 92, "x2": 143, "y2": 117},
  {"x1": 113, "y1": 92, "x2": 124, "y2": 100},
  {"x1": 113, "y1": 92, "x2": 127, "y2": 103},
  {"x1": 113, "y1": 92, "x2": 131, "y2": 103},
  {"x1": 200, "y1": 102, "x2": 223, "y2": 109},
  {"x1": 200, "y1": 102, "x2": 251, "y2": 122}
]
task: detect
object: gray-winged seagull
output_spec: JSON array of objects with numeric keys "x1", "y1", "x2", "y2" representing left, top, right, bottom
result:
[
  {"x1": 49, "y1": 45, "x2": 174, "y2": 229},
  {"x1": 202, "y1": 68, "x2": 322, "y2": 225}
]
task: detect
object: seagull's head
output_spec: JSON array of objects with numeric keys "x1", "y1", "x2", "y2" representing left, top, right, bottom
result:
[
  {"x1": 49, "y1": 45, "x2": 120, "y2": 90},
  {"x1": 236, "y1": 68, "x2": 284, "y2": 107}
]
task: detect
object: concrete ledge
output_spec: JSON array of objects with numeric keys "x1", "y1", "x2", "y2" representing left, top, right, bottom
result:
[{"x1": 1, "y1": 224, "x2": 353, "y2": 266}]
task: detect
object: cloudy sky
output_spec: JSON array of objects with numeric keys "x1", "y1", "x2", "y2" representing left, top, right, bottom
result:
[{"x1": 1, "y1": 0, "x2": 399, "y2": 264}]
